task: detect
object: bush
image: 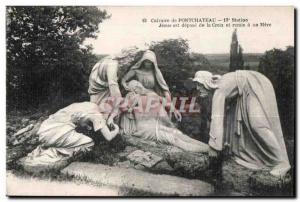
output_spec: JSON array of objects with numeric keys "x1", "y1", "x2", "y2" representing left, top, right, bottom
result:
[{"x1": 258, "y1": 46, "x2": 295, "y2": 139}]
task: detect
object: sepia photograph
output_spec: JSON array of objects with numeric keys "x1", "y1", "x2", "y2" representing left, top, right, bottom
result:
[{"x1": 5, "y1": 6, "x2": 295, "y2": 197}]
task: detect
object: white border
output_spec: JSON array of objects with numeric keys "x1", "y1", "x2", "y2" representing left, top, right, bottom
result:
[{"x1": 0, "y1": 1, "x2": 298, "y2": 201}]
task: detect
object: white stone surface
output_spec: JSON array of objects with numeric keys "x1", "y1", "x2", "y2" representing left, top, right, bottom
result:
[
  {"x1": 61, "y1": 162, "x2": 214, "y2": 196},
  {"x1": 6, "y1": 171, "x2": 119, "y2": 196}
]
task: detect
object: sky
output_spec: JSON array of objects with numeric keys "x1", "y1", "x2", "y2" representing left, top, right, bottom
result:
[{"x1": 84, "y1": 6, "x2": 294, "y2": 55}]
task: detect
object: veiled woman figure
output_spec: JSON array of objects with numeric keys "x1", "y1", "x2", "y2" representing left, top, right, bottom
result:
[
  {"x1": 121, "y1": 50, "x2": 181, "y2": 135},
  {"x1": 193, "y1": 70, "x2": 291, "y2": 177}
]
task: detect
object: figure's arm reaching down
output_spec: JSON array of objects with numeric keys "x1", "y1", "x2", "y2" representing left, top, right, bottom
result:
[
  {"x1": 161, "y1": 91, "x2": 181, "y2": 122},
  {"x1": 107, "y1": 60, "x2": 122, "y2": 98},
  {"x1": 106, "y1": 60, "x2": 122, "y2": 119},
  {"x1": 121, "y1": 70, "x2": 136, "y2": 91},
  {"x1": 100, "y1": 123, "x2": 119, "y2": 141},
  {"x1": 209, "y1": 90, "x2": 226, "y2": 151},
  {"x1": 164, "y1": 91, "x2": 172, "y2": 104},
  {"x1": 88, "y1": 114, "x2": 120, "y2": 142}
]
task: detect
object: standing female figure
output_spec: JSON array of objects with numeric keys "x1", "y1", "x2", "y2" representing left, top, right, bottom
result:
[{"x1": 193, "y1": 70, "x2": 290, "y2": 177}]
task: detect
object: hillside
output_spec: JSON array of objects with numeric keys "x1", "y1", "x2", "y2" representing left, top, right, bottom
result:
[{"x1": 205, "y1": 53, "x2": 264, "y2": 73}]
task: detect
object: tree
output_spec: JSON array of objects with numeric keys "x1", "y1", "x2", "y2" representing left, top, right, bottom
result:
[
  {"x1": 6, "y1": 6, "x2": 109, "y2": 108},
  {"x1": 188, "y1": 52, "x2": 211, "y2": 72},
  {"x1": 148, "y1": 38, "x2": 211, "y2": 95},
  {"x1": 258, "y1": 46, "x2": 295, "y2": 138}
]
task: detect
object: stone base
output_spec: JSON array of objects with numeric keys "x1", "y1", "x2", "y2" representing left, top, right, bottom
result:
[
  {"x1": 221, "y1": 158, "x2": 293, "y2": 196},
  {"x1": 119, "y1": 135, "x2": 213, "y2": 179},
  {"x1": 61, "y1": 162, "x2": 214, "y2": 196}
]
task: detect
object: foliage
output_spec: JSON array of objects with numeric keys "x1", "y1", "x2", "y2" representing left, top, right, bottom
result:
[
  {"x1": 148, "y1": 38, "x2": 211, "y2": 96},
  {"x1": 258, "y1": 46, "x2": 295, "y2": 138},
  {"x1": 6, "y1": 6, "x2": 109, "y2": 108}
]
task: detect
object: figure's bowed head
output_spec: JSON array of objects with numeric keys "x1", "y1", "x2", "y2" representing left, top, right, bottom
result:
[
  {"x1": 127, "y1": 80, "x2": 147, "y2": 95},
  {"x1": 70, "y1": 109, "x2": 119, "y2": 142},
  {"x1": 192, "y1": 71, "x2": 221, "y2": 98},
  {"x1": 141, "y1": 59, "x2": 155, "y2": 71}
]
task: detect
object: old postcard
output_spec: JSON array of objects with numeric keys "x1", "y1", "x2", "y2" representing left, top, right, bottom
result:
[{"x1": 6, "y1": 6, "x2": 295, "y2": 197}]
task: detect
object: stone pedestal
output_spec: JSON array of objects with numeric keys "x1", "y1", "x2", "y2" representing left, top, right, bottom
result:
[
  {"x1": 61, "y1": 162, "x2": 214, "y2": 196},
  {"x1": 221, "y1": 159, "x2": 293, "y2": 196}
]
